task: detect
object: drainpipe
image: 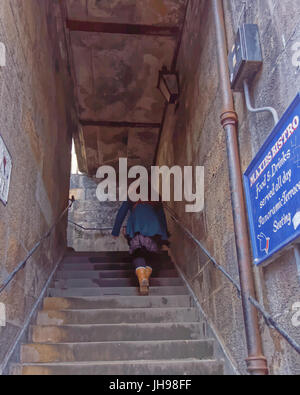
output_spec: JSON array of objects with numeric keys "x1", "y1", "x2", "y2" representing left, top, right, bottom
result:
[{"x1": 212, "y1": 0, "x2": 269, "y2": 375}]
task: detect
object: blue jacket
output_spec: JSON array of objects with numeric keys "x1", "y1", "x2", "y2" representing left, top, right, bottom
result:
[{"x1": 112, "y1": 201, "x2": 169, "y2": 240}]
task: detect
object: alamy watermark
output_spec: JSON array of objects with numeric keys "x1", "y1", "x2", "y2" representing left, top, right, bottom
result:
[
  {"x1": 292, "y1": 42, "x2": 300, "y2": 68},
  {"x1": 0, "y1": 43, "x2": 6, "y2": 67},
  {"x1": 95, "y1": 159, "x2": 204, "y2": 213},
  {"x1": 0, "y1": 303, "x2": 6, "y2": 327},
  {"x1": 292, "y1": 302, "x2": 300, "y2": 328}
]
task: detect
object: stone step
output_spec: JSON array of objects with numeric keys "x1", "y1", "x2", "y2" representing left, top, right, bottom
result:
[
  {"x1": 53, "y1": 278, "x2": 183, "y2": 288},
  {"x1": 11, "y1": 359, "x2": 224, "y2": 375},
  {"x1": 36, "y1": 307, "x2": 199, "y2": 325},
  {"x1": 61, "y1": 263, "x2": 133, "y2": 271},
  {"x1": 56, "y1": 269, "x2": 179, "y2": 279},
  {"x1": 60, "y1": 262, "x2": 174, "y2": 271},
  {"x1": 30, "y1": 323, "x2": 203, "y2": 343},
  {"x1": 63, "y1": 254, "x2": 131, "y2": 264},
  {"x1": 10, "y1": 252, "x2": 225, "y2": 376},
  {"x1": 20, "y1": 339, "x2": 214, "y2": 363},
  {"x1": 43, "y1": 295, "x2": 193, "y2": 310},
  {"x1": 48, "y1": 286, "x2": 189, "y2": 297},
  {"x1": 62, "y1": 251, "x2": 169, "y2": 264}
]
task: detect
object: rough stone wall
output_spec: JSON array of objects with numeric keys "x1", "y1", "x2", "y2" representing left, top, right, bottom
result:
[
  {"x1": 68, "y1": 174, "x2": 129, "y2": 252},
  {"x1": 0, "y1": 0, "x2": 76, "y2": 369},
  {"x1": 156, "y1": 0, "x2": 300, "y2": 375}
]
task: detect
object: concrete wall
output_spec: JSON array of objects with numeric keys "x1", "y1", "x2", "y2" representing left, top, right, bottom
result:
[
  {"x1": 68, "y1": 174, "x2": 129, "y2": 252},
  {"x1": 156, "y1": 0, "x2": 300, "y2": 375},
  {"x1": 0, "y1": 0, "x2": 76, "y2": 370}
]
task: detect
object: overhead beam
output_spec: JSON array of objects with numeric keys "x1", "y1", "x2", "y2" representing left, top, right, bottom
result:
[
  {"x1": 66, "y1": 20, "x2": 179, "y2": 37},
  {"x1": 80, "y1": 120, "x2": 161, "y2": 129}
]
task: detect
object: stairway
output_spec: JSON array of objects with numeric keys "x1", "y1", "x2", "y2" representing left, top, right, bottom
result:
[{"x1": 10, "y1": 252, "x2": 224, "y2": 375}]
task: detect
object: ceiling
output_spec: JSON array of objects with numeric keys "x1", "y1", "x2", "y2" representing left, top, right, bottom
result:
[{"x1": 65, "y1": 0, "x2": 188, "y2": 175}]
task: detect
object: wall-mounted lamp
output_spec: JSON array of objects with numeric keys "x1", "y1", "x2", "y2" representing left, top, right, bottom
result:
[{"x1": 157, "y1": 66, "x2": 179, "y2": 104}]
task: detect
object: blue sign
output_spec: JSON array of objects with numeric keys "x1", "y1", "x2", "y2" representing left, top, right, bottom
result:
[{"x1": 244, "y1": 93, "x2": 300, "y2": 265}]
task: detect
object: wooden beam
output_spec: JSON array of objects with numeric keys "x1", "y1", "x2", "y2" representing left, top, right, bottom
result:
[
  {"x1": 80, "y1": 120, "x2": 161, "y2": 129},
  {"x1": 66, "y1": 20, "x2": 179, "y2": 37}
]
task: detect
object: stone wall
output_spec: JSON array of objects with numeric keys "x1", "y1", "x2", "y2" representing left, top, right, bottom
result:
[
  {"x1": 0, "y1": 0, "x2": 76, "y2": 370},
  {"x1": 156, "y1": 0, "x2": 300, "y2": 375},
  {"x1": 68, "y1": 174, "x2": 129, "y2": 252}
]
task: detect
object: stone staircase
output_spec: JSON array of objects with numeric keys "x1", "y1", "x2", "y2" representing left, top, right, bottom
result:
[{"x1": 10, "y1": 252, "x2": 224, "y2": 375}]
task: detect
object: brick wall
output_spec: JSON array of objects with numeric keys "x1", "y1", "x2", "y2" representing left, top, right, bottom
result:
[
  {"x1": 156, "y1": 0, "x2": 300, "y2": 374},
  {"x1": 0, "y1": 0, "x2": 76, "y2": 369}
]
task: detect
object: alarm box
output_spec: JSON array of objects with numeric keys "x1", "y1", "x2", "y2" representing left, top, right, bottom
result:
[{"x1": 228, "y1": 24, "x2": 263, "y2": 92}]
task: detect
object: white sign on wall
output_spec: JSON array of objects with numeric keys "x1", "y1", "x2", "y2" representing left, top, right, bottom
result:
[
  {"x1": 0, "y1": 303, "x2": 6, "y2": 327},
  {"x1": 0, "y1": 42, "x2": 6, "y2": 67},
  {"x1": 0, "y1": 135, "x2": 12, "y2": 206}
]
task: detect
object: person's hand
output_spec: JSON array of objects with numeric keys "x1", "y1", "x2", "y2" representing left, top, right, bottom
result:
[{"x1": 122, "y1": 227, "x2": 127, "y2": 236}]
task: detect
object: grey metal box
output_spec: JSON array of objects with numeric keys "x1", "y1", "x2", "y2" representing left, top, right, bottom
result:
[{"x1": 228, "y1": 24, "x2": 263, "y2": 92}]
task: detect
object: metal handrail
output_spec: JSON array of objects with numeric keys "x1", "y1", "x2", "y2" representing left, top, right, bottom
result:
[
  {"x1": 163, "y1": 204, "x2": 300, "y2": 355},
  {"x1": 68, "y1": 220, "x2": 113, "y2": 232},
  {"x1": 6, "y1": 194, "x2": 297, "y2": 354},
  {"x1": 0, "y1": 197, "x2": 75, "y2": 295}
]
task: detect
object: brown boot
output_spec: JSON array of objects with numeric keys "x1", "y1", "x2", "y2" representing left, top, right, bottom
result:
[
  {"x1": 145, "y1": 266, "x2": 152, "y2": 282},
  {"x1": 136, "y1": 267, "x2": 149, "y2": 295}
]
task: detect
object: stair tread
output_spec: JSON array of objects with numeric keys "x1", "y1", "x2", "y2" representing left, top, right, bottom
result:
[
  {"x1": 56, "y1": 270, "x2": 179, "y2": 278},
  {"x1": 20, "y1": 339, "x2": 214, "y2": 363},
  {"x1": 17, "y1": 358, "x2": 218, "y2": 365},
  {"x1": 30, "y1": 322, "x2": 204, "y2": 343},
  {"x1": 36, "y1": 307, "x2": 199, "y2": 324},
  {"x1": 48, "y1": 286, "x2": 189, "y2": 297},
  {"x1": 39, "y1": 307, "x2": 197, "y2": 312},
  {"x1": 55, "y1": 277, "x2": 180, "y2": 280},
  {"x1": 44, "y1": 295, "x2": 191, "y2": 300},
  {"x1": 11, "y1": 359, "x2": 224, "y2": 375},
  {"x1": 53, "y1": 279, "x2": 184, "y2": 289},
  {"x1": 48, "y1": 286, "x2": 188, "y2": 292},
  {"x1": 60, "y1": 263, "x2": 174, "y2": 270},
  {"x1": 54, "y1": 277, "x2": 183, "y2": 284},
  {"x1": 50, "y1": 285, "x2": 187, "y2": 290},
  {"x1": 43, "y1": 295, "x2": 193, "y2": 310},
  {"x1": 24, "y1": 339, "x2": 212, "y2": 345},
  {"x1": 32, "y1": 322, "x2": 202, "y2": 328}
]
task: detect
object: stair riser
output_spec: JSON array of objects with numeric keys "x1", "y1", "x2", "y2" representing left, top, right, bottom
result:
[
  {"x1": 36, "y1": 308, "x2": 199, "y2": 325},
  {"x1": 56, "y1": 270, "x2": 179, "y2": 279},
  {"x1": 11, "y1": 361, "x2": 224, "y2": 375},
  {"x1": 63, "y1": 257, "x2": 130, "y2": 264},
  {"x1": 54, "y1": 278, "x2": 183, "y2": 288},
  {"x1": 61, "y1": 263, "x2": 175, "y2": 271},
  {"x1": 63, "y1": 252, "x2": 169, "y2": 264},
  {"x1": 43, "y1": 295, "x2": 193, "y2": 310},
  {"x1": 48, "y1": 286, "x2": 189, "y2": 297},
  {"x1": 21, "y1": 340, "x2": 214, "y2": 363},
  {"x1": 30, "y1": 323, "x2": 203, "y2": 343}
]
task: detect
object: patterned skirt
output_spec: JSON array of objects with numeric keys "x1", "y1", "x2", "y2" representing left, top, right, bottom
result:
[{"x1": 129, "y1": 234, "x2": 161, "y2": 255}]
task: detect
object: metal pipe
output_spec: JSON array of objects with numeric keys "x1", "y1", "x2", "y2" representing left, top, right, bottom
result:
[
  {"x1": 243, "y1": 80, "x2": 279, "y2": 126},
  {"x1": 212, "y1": 0, "x2": 268, "y2": 375}
]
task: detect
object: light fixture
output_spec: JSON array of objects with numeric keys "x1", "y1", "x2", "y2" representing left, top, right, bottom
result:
[{"x1": 157, "y1": 66, "x2": 179, "y2": 104}]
